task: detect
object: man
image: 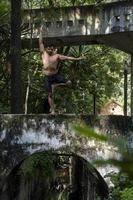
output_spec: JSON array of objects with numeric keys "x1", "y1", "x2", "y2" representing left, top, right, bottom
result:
[{"x1": 39, "y1": 26, "x2": 84, "y2": 113}]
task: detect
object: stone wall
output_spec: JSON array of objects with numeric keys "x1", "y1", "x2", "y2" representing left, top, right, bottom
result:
[{"x1": 0, "y1": 114, "x2": 133, "y2": 177}]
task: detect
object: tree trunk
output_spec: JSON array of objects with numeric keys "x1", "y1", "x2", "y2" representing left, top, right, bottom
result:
[{"x1": 10, "y1": 0, "x2": 23, "y2": 113}]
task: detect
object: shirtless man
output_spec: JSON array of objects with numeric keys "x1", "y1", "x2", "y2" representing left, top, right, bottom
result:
[{"x1": 39, "y1": 26, "x2": 83, "y2": 113}]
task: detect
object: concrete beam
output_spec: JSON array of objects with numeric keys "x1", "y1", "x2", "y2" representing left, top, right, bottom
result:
[{"x1": 21, "y1": 1, "x2": 133, "y2": 53}]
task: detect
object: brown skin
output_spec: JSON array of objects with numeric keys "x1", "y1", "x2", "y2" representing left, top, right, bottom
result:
[{"x1": 39, "y1": 26, "x2": 84, "y2": 113}]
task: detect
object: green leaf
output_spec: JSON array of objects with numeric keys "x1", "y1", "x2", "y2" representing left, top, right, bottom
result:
[{"x1": 73, "y1": 124, "x2": 108, "y2": 142}]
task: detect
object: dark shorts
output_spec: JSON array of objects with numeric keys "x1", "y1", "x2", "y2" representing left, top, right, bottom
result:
[{"x1": 44, "y1": 74, "x2": 68, "y2": 93}]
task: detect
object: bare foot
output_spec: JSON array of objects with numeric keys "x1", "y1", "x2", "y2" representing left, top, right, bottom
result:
[{"x1": 49, "y1": 108, "x2": 56, "y2": 115}]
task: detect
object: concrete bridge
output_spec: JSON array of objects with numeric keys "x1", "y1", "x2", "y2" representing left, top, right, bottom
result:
[
  {"x1": 22, "y1": 1, "x2": 133, "y2": 54},
  {"x1": 0, "y1": 114, "x2": 133, "y2": 192}
]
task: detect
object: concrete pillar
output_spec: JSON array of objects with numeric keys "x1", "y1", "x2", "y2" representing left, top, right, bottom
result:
[{"x1": 124, "y1": 60, "x2": 128, "y2": 116}]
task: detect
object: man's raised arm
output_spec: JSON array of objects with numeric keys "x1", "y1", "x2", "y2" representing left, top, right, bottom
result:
[
  {"x1": 39, "y1": 26, "x2": 45, "y2": 53},
  {"x1": 58, "y1": 54, "x2": 85, "y2": 61}
]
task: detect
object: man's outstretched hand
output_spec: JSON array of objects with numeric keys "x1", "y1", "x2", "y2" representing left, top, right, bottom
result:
[{"x1": 78, "y1": 55, "x2": 86, "y2": 60}]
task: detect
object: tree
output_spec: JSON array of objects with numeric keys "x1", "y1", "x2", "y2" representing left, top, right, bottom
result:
[{"x1": 10, "y1": 0, "x2": 23, "y2": 113}]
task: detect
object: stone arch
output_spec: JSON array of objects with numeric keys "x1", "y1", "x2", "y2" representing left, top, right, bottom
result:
[
  {"x1": 1, "y1": 114, "x2": 133, "y2": 199},
  {"x1": 0, "y1": 115, "x2": 132, "y2": 193},
  {"x1": 0, "y1": 150, "x2": 108, "y2": 200}
]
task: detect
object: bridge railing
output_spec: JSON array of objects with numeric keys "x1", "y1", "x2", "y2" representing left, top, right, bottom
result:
[
  {"x1": 104, "y1": 6, "x2": 133, "y2": 34},
  {"x1": 21, "y1": 2, "x2": 133, "y2": 39}
]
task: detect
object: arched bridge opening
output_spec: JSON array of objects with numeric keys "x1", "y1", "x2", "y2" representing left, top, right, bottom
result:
[{"x1": 0, "y1": 151, "x2": 108, "y2": 200}]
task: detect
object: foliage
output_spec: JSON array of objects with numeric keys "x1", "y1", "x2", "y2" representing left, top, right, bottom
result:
[
  {"x1": 20, "y1": 151, "x2": 55, "y2": 179},
  {"x1": 0, "y1": 45, "x2": 128, "y2": 114},
  {"x1": 74, "y1": 125, "x2": 133, "y2": 200},
  {"x1": 54, "y1": 45, "x2": 126, "y2": 114},
  {"x1": 74, "y1": 124, "x2": 133, "y2": 200},
  {"x1": 22, "y1": 0, "x2": 126, "y2": 8},
  {"x1": 0, "y1": 0, "x2": 10, "y2": 17},
  {"x1": 74, "y1": 124, "x2": 133, "y2": 178},
  {"x1": 0, "y1": 1, "x2": 11, "y2": 113},
  {"x1": 19, "y1": 152, "x2": 71, "y2": 199},
  {"x1": 120, "y1": 187, "x2": 133, "y2": 200},
  {"x1": 103, "y1": 172, "x2": 133, "y2": 200}
]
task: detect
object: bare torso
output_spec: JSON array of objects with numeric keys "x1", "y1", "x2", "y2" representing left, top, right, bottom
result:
[{"x1": 42, "y1": 51, "x2": 59, "y2": 76}]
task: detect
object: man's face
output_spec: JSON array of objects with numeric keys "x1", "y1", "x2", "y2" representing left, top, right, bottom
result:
[{"x1": 46, "y1": 46, "x2": 57, "y2": 55}]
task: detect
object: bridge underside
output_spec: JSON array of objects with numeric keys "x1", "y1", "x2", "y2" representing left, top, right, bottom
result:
[{"x1": 22, "y1": 32, "x2": 133, "y2": 54}]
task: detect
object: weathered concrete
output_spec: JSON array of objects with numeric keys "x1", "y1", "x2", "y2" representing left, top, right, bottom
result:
[
  {"x1": 0, "y1": 114, "x2": 133, "y2": 183},
  {"x1": 22, "y1": 1, "x2": 133, "y2": 53}
]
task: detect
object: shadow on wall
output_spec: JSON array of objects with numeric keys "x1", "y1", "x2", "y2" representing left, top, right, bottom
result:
[{"x1": 0, "y1": 151, "x2": 108, "y2": 200}]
